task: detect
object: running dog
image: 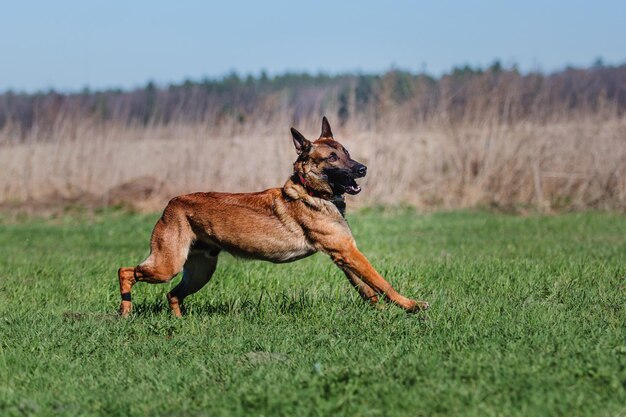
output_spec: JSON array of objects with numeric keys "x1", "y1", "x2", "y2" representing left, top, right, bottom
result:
[{"x1": 118, "y1": 117, "x2": 429, "y2": 317}]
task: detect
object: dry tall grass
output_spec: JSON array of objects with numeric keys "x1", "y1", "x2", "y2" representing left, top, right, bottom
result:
[{"x1": 1, "y1": 114, "x2": 624, "y2": 212}]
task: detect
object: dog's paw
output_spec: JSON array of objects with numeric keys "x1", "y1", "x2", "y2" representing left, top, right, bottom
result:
[
  {"x1": 416, "y1": 300, "x2": 430, "y2": 311},
  {"x1": 406, "y1": 300, "x2": 430, "y2": 313},
  {"x1": 118, "y1": 302, "x2": 132, "y2": 318}
]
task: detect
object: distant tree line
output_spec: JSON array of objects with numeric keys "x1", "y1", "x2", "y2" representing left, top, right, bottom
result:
[{"x1": 1, "y1": 62, "x2": 625, "y2": 140}]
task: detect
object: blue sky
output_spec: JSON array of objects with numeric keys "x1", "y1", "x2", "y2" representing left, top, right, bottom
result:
[{"x1": 2, "y1": 0, "x2": 625, "y2": 92}]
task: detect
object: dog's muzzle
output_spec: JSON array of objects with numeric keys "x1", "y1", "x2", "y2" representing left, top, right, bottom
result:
[{"x1": 344, "y1": 163, "x2": 366, "y2": 195}]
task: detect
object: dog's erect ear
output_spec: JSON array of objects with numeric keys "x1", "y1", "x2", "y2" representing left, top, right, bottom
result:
[
  {"x1": 291, "y1": 127, "x2": 311, "y2": 155},
  {"x1": 320, "y1": 116, "x2": 333, "y2": 138}
]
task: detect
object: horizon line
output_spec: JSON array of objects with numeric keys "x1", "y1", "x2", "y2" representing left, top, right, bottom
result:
[{"x1": 2, "y1": 57, "x2": 624, "y2": 96}]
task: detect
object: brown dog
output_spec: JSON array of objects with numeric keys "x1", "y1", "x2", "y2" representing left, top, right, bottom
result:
[{"x1": 118, "y1": 117, "x2": 429, "y2": 317}]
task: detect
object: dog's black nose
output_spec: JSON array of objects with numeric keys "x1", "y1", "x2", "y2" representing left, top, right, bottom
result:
[{"x1": 356, "y1": 164, "x2": 367, "y2": 177}]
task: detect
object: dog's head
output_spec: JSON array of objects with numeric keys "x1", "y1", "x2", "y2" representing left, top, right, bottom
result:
[{"x1": 291, "y1": 117, "x2": 367, "y2": 198}]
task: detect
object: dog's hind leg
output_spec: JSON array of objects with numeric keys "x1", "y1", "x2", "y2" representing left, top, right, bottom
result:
[
  {"x1": 118, "y1": 205, "x2": 194, "y2": 317},
  {"x1": 167, "y1": 249, "x2": 220, "y2": 317},
  {"x1": 343, "y1": 269, "x2": 379, "y2": 305},
  {"x1": 118, "y1": 266, "x2": 137, "y2": 316}
]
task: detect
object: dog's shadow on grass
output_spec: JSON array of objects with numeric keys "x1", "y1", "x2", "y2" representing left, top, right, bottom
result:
[
  {"x1": 131, "y1": 290, "x2": 326, "y2": 318},
  {"x1": 128, "y1": 292, "x2": 430, "y2": 321}
]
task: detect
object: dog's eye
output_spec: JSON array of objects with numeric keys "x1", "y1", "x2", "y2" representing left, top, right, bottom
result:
[
  {"x1": 344, "y1": 148, "x2": 350, "y2": 157},
  {"x1": 328, "y1": 153, "x2": 338, "y2": 162}
]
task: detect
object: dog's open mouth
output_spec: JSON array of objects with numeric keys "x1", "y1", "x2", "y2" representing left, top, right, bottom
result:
[
  {"x1": 344, "y1": 177, "x2": 361, "y2": 195},
  {"x1": 334, "y1": 175, "x2": 361, "y2": 195},
  {"x1": 325, "y1": 168, "x2": 363, "y2": 196}
]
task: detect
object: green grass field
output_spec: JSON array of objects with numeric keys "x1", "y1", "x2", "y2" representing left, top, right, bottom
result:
[{"x1": 0, "y1": 209, "x2": 624, "y2": 416}]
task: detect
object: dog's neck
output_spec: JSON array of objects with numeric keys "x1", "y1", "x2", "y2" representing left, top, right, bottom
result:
[
  {"x1": 295, "y1": 172, "x2": 316, "y2": 197},
  {"x1": 291, "y1": 172, "x2": 333, "y2": 199},
  {"x1": 330, "y1": 195, "x2": 346, "y2": 217},
  {"x1": 283, "y1": 173, "x2": 346, "y2": 217}
]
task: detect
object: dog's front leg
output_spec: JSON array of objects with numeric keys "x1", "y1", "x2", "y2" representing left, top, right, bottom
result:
[
  {"x1": 327, "y1": 238, "x2": 429, "y2": 312},
  {"x1": 343, "y1": 269, "x2": 379, "y2": 305}
]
